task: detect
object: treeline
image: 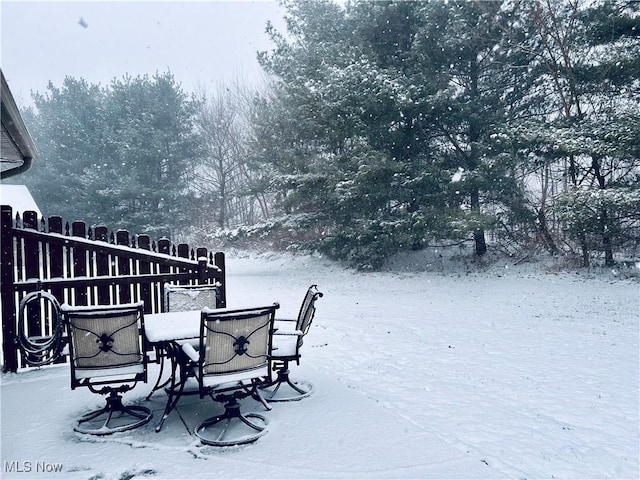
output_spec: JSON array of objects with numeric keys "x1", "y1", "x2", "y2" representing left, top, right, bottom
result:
[
  {"x1": 18, "y1": 73, "x2": 264, "y2": 240},
  {"x1": 16, "y1": 0, "x2": 640, "y2": 269}
]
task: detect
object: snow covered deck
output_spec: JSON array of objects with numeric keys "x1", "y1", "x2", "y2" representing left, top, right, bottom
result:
[{"x1": 1, "y1": 362, "x2": 500, "y2": 479}]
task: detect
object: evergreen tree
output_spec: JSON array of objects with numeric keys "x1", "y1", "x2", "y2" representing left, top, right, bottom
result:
[
  {"x1": 252, "y1": 0, "x2": 536, "y2": 267},
  {"x1": 20, "y1": 72, "x2": 198, "y2": 238},
  {"x1": 255, "y1": 0, "x2": 438, "y2": 267},
  {"x1": 21, "y1": 77, "x2": 111, "y2": 221},
  {"x1": 92, "y1": 72, "x2": 198, "y2": 237},
  {"x1": 409, "y1": 0, "x2": 534, "y2": 256}
]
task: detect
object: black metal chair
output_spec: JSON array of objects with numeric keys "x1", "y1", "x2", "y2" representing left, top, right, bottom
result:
[
  {"x1": 163, "y1": 283, "x2": 221, "y2": 312},
  {"x1": 60, "y1": 302, "x2": 152, "y2": 435},
  {"x1": 260, "y1": 285, "x2": 323, "y2": 402},
  {"x1": 149, "y1": 283, "x2": 221, "y2": 394},
  {"x1": 181, "y1": 304, "x2": 279, "y2": 446},
  {"x1": 149, "y1": 283, "x2": 221, "y2": 431}
]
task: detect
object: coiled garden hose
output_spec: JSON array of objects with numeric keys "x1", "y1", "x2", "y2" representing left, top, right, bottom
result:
[{"x1": 17, "y1": 291, "x2": 65, "y2": 367}]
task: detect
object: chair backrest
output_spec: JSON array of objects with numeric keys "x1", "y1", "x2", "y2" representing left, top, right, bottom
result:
[
  {"x1": 61, "y1": 302, "x2": 146, "y2": 388},
  {"x1": 164, "y1": 284, "x2": 220, "y2": 312},
  {"x1": 295, "y1": 285, "x2": 323, "y2": 339},
  {"x1": 198, "y1": 304, "x2": 279, "y2": 383}
]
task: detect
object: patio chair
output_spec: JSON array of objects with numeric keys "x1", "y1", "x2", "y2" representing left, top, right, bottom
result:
[
  {"x1": 260, "y1": 284, "x2": 323, "y2": 402},
  {"x1": 149, "y1": 283, "x2": 221, "y2": 430},
  {"x1": 60, "y1": 302, "x2": 152, "y2": 435},
  {"x1": 164, "y1": 283, "x2": 221, "y2": 312},
  {"x1": 150, "y1": 283, "x2": 220, "y2": 391},
  {"x1": 152, "y1": 282, "x2": 221, "y2": 380},
  {"x1": 181, "y1": 304, "x2": 279, "y2": 446}
]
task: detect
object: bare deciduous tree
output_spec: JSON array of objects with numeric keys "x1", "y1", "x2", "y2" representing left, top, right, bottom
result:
[{"x1": 191, "y1": 77, "x2": 270, "y2": 231}]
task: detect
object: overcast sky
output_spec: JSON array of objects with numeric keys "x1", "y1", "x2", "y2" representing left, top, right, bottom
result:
[{"x1": 1, "y1": 1, "x2": 287, "y2": 107}]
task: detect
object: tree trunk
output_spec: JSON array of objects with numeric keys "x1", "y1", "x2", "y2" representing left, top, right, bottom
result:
[
  {"x1": 591, "y1": 156, "x2": 614, "y2": 266},
  {"x1": 538, "y1": 166, "x2": 559, "y2": 255},
  {"x1": 470, "y1": 188, "x2": 486, "y2": 256},
  {"x1": 579, "y1": 231, "x2": 590, "y2": 268},
  {"x1": 537, "y1": 207, "x2": 559, "y2": 255},
  {"x1": 600, "y1": 207, "x2": 614, "y2": 266},
  {"x1": 474, "y1": 229, "x2": 487, "y2": 256}
]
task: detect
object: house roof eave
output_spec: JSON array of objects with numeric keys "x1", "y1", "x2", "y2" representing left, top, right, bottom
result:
[{"x1": 1, "y1": 69, "x2": 38, "y2": 179}]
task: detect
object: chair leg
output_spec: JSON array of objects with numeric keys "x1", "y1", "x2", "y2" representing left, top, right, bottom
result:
[
  {"x1": 260, "y1": 362, "x2": 313, "y2": 402},
  {"x1": 244, "y1": 381, "x2": 272, "y2": 411},
  {"x1": 194, "y1": 397, "x2": 268, "y2": 447},
  {"x1": 75, "y1": 391, "x2": 152, "y2": 435}
]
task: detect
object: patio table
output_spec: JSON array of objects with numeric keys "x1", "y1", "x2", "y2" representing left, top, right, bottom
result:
[
  {"x1": 144, "y1": 309, "x2": 201, "y2": 432},
  {"x1": 144, "y1": 304, "x2": 279, "y2": 432},
  {"x1": 145, "y1": 309, "x2": 201, "y2": 344}
]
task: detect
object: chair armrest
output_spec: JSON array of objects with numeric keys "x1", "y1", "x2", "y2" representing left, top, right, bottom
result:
[
  {"x1": 181, "y1": 342, "x2": 199, "y2": 362},
  {"x1": 274, "y1": 319, "x2": 297, "y2": 331},
  {"x1": 274, "y1": 329, "x2": 303, "y2": 337}
]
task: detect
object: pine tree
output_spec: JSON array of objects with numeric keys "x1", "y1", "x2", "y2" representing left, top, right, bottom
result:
[
  {"x1": 253, "y1": 0, "x2": 538, "y2": 266},
  {"x1": 21, "y1": 78, "x2": 111, "y2": 221},
  {"x1": 20, "y1": 72, "x2": 199, "y2": 237},
  {"x1": 97, "y1": 72, "x2": 198, "y2": 237}
]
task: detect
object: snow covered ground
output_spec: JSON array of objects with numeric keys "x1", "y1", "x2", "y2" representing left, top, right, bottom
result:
[{"x1": 1, "y1": 251, "x2": 638, "y2": 479}]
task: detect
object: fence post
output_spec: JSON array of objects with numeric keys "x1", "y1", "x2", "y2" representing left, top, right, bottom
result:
[
  {"x1": 196, "y1": 247, "x2": 208, "y2": 285},
  {"x1": 138, "y1": 235, "x2": 152, "y2": 313},
  {"x1": 95, "y1": 226, "x2": 110, "y2": 305},
  {"x1": 178, "y1": 244, "x2": 190, "y2": 285},
  {"x1": 158, "y1": 238, "x2": 171, "y2": 312},
  {"x1": 214, "y1": 252, "x2": 226, "y2": 308},
  {"x1": 23, "y1": 211, "x2": 42, "y2": 345},
  {"x1": 116, "y1": 230, "x2": 132, "y2": 303},
  {"x1": 48, "y1": 216, "x2": 64, "y2": 304},
  {"x1": 72, "y1": 221, "x2": 88, "y2": 305},
  {"x1": 1, "y1": 206, "x2": 18, "y2": 372},
  {"x1": 47, "y1": 215, "x2": 66, "y2": 363}
]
